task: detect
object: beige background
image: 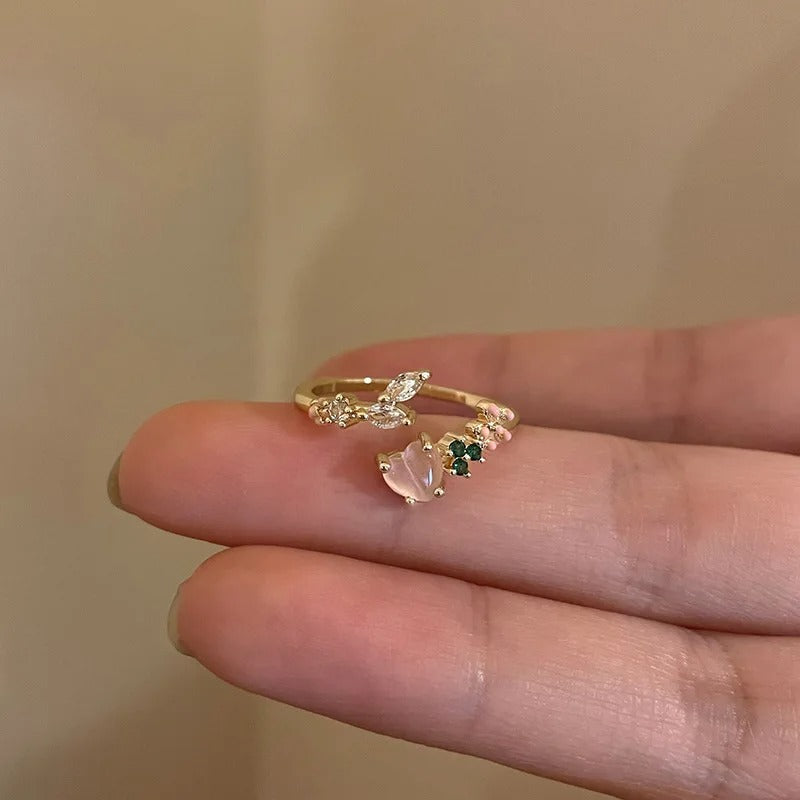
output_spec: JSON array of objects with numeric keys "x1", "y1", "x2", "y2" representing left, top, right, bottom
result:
[{"x1": 2, "y1": 2, "x2": 799, "y2": 798}]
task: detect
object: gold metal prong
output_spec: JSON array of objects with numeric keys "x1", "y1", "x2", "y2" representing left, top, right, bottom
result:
[
  {"x1": 376, "y1": 453, "x2": 391, "y2": 472},
  {"x1": 402, "y1": 416, "x2": 413, "y2": 426},
  {"x1": 356, "y1": 410, "x2": 369, "y2": 421},
  {"x1": 420, "y1": 370, "x2": 431, "y2": 380},
  {"x1": 405, "y1": 496, "x2": 416, "y2": 505},
  {"x1": 434, "y1": 486, "x2": 445, "y2": 497},
  {"x1": 419, "y1": 432, "x2": 433, "y2": 451},
  {"x1": 335, "y1": 415, "x2": 361, "y2": 429}
]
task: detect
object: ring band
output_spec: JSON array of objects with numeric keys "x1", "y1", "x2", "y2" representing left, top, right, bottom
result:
[{"x1": 294, "y1": 370, "x2": 518, "y2": 504}]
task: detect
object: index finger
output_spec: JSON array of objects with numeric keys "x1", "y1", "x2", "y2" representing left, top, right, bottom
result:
[
  {"x1": 321, "y1": 316, "x2": 800, "y2": 453},
  {"x1": 114, "y1": 402, "x2": 800, "y2": 635}
]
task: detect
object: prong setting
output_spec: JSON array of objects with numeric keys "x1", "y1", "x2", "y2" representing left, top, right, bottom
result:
[{"x1": 296, "y1": 369, "x2": 517, "y2": 505}]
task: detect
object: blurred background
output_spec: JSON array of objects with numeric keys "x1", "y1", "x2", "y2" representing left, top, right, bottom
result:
[{"x1": 2, "y1": 2, "x2": 799, "y2": 798}]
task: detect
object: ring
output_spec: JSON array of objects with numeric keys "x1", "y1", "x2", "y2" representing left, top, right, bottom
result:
[{"x1": 294, "y1": 370, "x2": 518, "y2": 504}]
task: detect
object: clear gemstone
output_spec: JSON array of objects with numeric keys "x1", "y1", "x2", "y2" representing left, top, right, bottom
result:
[
  {"x1": 381, "y1": 441, "x2": 443, "y2": 502},
  {"x1": 317, "y1": 396, "x2": 351, "y2": 424},
  {"x1": 382, "y1": 371, "x2": 429, "y2": 403},
  {"x1": 368, "y1": 402, "x2": 410, "y2": 429}
]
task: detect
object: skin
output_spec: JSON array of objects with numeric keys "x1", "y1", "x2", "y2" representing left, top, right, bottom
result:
[{"x1": 112, "y1": 316, "x2": 800, "y2": 800}]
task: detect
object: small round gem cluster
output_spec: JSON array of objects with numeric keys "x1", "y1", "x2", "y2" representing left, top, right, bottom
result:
[
  {"x1": 445, "y1": 438, "x2": 484, "y2": 477},
  {"x1": 445, "y1": 403, "x2": 515, "y2": 478}
]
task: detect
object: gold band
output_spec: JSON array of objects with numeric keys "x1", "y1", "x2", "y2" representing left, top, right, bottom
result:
[
  {"x1": 294, "y1": 371, "x2": 518, "y2": 504},
  {"x1": 294, "y1": 375, "x2": 506, "y2": 414}
]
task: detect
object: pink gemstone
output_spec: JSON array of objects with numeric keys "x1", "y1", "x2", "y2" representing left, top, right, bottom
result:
[
  {"x1": 481, "y1": 425, "x2": 491, "y2": 439},
  {"x1": 487, "y1": 403, "x2": 500, "y2": 417},
  {"x1": 381, "y1": 441, "x2": 444, "y2": 502},
  {"x1": 505, "y1": 409, "x2": 515, "y2": 421},
  {"x1": 486, "y1": 440, "x2": 498, "y2": 451},
  {"x1": 503, "y1": 429, "x2": 512, "y2": 442}
]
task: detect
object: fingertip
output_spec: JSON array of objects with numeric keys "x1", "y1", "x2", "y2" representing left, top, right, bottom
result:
[
  {"x1": 107, "y1": 452, "x2": 124, "y2": 509},
  {"x1": 115, "y1": 401, "x2": 291, "y2": 536},
  {"x1": 167, "y1": 583, "x2": 192, "y2": 656}
]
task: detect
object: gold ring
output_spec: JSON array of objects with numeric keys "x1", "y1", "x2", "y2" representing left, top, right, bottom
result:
[{"x1": 294, "y1": 371, "x2": 518, "y2": 504}]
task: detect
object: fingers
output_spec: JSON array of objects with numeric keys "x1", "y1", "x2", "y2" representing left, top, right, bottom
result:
[
  {"x1": 319, "y1": 316, "x2": 800, "y2": 453},
  {"x1": 117, "y1": 402, "x2": 800, "y2": 634},
  {"x1": 173, "y1": 546, "x2": 800, "y2": 800}
]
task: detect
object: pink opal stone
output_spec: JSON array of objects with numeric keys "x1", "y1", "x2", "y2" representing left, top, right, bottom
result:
[
  {"x1": 505, "y1": 409, "x2": 515, "y2": 421},
  {"x1": 502, "y1": 429, "x2": 512, "y2": 442},
  {"x1": 487, "y1": 403, "x2": 500, "y2": 417},
  {"x1": 481, "y1": 425, "x2": 491, "y2": 439},
  {"x1": 486, "y1": 440, "x2": 498, "y2": 451},
  {"x1": 382, "y1": 441, "x2": 444, "y2": 502}
]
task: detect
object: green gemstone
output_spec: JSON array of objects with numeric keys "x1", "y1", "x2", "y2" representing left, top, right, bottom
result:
[
  {"x1": 466, "y1": 442, "x2": 483, "y2": 461},
  {"x1": 449, "y1": 440, "x2": 467, "y2": 458},
  {"x1": 452, "y1": 457, "x2": 469, "y2": 476}
]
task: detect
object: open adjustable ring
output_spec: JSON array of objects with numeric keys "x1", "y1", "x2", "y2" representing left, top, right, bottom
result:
[{"x1": 294, "y1": 371, "x2": 518, "y2": 504}]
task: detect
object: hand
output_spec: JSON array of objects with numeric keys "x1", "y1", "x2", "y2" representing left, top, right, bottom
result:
[{"x1": 109, "y1": 317, "x2": 800, "y2": 800}]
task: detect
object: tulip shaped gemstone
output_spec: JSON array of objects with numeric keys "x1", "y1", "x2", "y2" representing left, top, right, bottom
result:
[{"x1": 381, "y1": 440, "x2": 444, "y2": 502}]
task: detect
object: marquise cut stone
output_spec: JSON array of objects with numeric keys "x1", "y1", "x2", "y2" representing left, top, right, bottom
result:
[
  {"x1": 368, "y1": 402, "x2": 409, "y2": 429},
  {"x1": 381, "y1": 441, "x2": 443, "y2": 502},
  {"x1": 382, "y1": 371, "x2": 429, "y2": 403}
]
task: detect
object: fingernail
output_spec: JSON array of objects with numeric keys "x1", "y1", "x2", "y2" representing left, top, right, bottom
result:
[
  {"x1": 167, "y1": 585, "x2": 192, "y2": 656},
  {"x1": 107, "y1": 453, "x2": 124, "y2": 510}
]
